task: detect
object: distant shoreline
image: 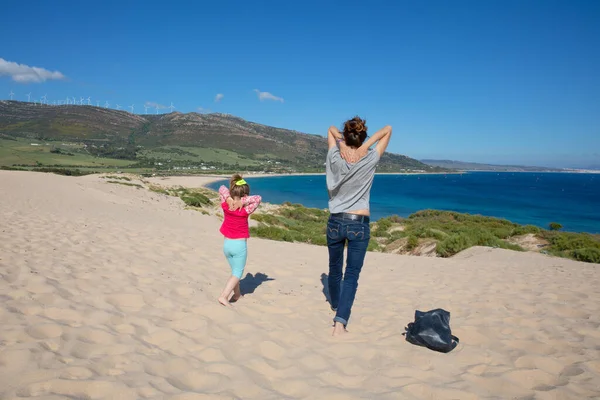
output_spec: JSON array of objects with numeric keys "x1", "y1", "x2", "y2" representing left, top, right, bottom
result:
[
  {"x1": 143, "y1": 169, "x2": 600, "y2": 191},
  {"x1": 198, "y1": 171, "x2": 465, "y2": 187}
]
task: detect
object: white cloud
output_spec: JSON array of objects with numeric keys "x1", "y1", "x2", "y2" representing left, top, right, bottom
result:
[
  {"x1": 214, "y1": 93, "x2": 224, "y2": 102},
  {"x1": 254, "y1": 89, "x2": 284, "y2": 103},
  {"x1": 145, "y1": 101, "x2": 166, "y2": 109},
  {"x1": 0, "y1": 58, "x2": 66, "y2": 83}
]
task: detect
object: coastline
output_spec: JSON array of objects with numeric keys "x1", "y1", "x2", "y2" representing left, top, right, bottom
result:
[
  {"x1": 146, "y1": 171, "x2": 465, "y2": 189},
  {"x1": 146, "y1": 168, "x2": 599, "y2": 191}
]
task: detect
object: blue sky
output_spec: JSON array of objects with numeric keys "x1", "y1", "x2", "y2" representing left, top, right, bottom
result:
[{"x1": 1, "y1": 0, "x2": 599, "y2": 168}]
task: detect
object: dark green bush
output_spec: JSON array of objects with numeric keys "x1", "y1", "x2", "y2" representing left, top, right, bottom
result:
[
  {"x1": 181, "y1": 193, "x2": 212, "y2": 207},
  {"x1": 437, "y1": 233, "x2": 473, "y2": 257},
  {"x1": 549, "y1": 222, "x2": 563, "y2": 231},
  {"x1": 570, "y1": 248, "x2": 600, "y2": 263}
]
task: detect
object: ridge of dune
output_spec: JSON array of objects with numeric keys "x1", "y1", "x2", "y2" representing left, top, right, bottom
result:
[{"x1": 1, "y1": 171, "x2": 599, "y2": 399}]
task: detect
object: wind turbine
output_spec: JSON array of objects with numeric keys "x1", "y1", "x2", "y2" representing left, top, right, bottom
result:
[
  {"x1": 155, "y1": 106, "x2": 159, "y2": 115},
  {"x1": 96, "y1": 100, "x2": 100, "y2": 107},
  {"x1": 104, "y1": 101, "x2": 110, "y2": 108},
  {"x1": 80, "y1": 97, "x2": 85, "y2": 105},
  {"x1": 65, "y1": 96, "x2": 69, "y2": 105},
  {"x1": 72, "y1": 97, "x2": 76, "y2": 105},
  {"x1": 168, "y1": 102, "x2": 175, "y2": 113},
  {"x1": 87, "y1": 97, "x2": 91, "y2": 105},
  {"x1": 144, "y1": 105, "x2": 149, "y2": 114},
  {"x1": 116, "y1": 104, "x2": 121, "y2": 110},
  {"x1": 41, "y1": 94, "x2": 47, "y2": 104},
  {"x1": 9, "y1": 90, "x2": 14, "y2": 100},
  {"x1": 26, "y1": 92, "x2": 32, "y2": 102},
  {"x1": 129, "y1": 104, "x2": 134, "y2": 114}
]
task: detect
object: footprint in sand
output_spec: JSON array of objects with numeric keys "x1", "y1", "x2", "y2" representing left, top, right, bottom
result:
[
  {"x1": 17, "y1": 379, "x2": 136, "y2": 399},
  {"x1": 144, "y1": 357, "x2": 193, "y2": 378},
  {"x1": 105, "y1": 293, "x2": 146, "y2": 311},
  {"x1": 560, "y1": 363, "x2": 586, "y2": 377},
  {"x1": 170, "y1": 394, "x2": 233, "y2": 400},
  {"x1": 26, "y1": 324, "x2": 63, "y2": 339},
  {"x1": 76, "y1": 328, "x2": 115, "y2": 345},
  {"x1": 258, "y1": 340, "x2": 286, "y2": 361},
  {"x1": 43, "y1": 307, "x2": 83, "y2": 327},
  {"x1": 59, "y1": 366, "x2": 94, "y2": 380},
  {"x1": 166, "y1": 370, "x2": 229, "y2": 392}
]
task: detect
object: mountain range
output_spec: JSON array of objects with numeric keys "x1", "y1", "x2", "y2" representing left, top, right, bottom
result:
[{"x1": 0, "y1": 101, "x2": 443, "y2": 173}]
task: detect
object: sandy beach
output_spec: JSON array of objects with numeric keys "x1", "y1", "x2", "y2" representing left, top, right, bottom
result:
[{"x1": 1, "y1": 170, "x2": 599, "y2": 399}]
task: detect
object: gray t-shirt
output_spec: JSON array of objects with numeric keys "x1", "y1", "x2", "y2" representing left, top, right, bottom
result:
[{"x1": 326, "y1": 146, "x2": 380, "y2": 214}]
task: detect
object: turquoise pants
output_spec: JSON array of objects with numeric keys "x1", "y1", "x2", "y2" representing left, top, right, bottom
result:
[{"x1": 223, "y1": 239, "x2": 247, "y2": 279}]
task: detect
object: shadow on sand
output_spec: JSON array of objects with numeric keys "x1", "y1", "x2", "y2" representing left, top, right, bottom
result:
[{"x1": 239, "y1": 272, "x2": 274, "y2": 295}]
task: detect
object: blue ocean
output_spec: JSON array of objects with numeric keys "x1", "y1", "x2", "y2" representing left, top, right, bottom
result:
[{"x1": 208, "y1": 172, "x2": 600, "y2": 234}]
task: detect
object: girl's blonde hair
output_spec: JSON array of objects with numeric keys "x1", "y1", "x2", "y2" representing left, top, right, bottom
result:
[{"x1": 229, "y1": 173, "x2": 250, "y2": 198}]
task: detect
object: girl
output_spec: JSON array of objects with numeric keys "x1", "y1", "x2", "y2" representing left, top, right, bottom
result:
[{"x1": 217, "y1": 174, "x2": 262, "y2": 307}]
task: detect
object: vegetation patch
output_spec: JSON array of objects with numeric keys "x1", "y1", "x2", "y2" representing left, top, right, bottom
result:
[
  {"x1": 249, "y1": 205, "x2": 600, "y2": 263},
  {"x1": 106, "y1": 180, "x2": 143, "y2": 188},
  {"x1": 147, "y1": 184, "x2": 216, "y2": 208},
  {"x1": 250, "y1": 203, "x2": 329, "y2": 246},
  {"x1": 102, "y1": 175, "x2": 132, "y2": 181},
  {"x1": 32, "y1": 167, "x2": 94, "y2": 176},
  {"x1": 541, "y1": 231, "x2": 600, "y2": 263}
]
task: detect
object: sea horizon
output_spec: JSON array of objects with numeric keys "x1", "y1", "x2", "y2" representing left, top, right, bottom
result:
[{"x1": 208, "y1": 171, "x2": 600, "y2": 234}]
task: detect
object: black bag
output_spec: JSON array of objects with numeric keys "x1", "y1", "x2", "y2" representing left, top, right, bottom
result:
[{"x1": 404, "y1": 308, "x2": 459, "y2": 353}]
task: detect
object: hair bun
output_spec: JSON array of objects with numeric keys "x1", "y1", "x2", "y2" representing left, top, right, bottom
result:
[{"x1": 342, "y1": 116, "x2": 368, "y2": 148}]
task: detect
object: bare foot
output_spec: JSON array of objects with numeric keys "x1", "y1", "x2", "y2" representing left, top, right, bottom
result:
[
  {"x1": 218, "y1": 297, "x2": 232, "y2": 307},
  {"x1": 230, "y1": 294, "x2": 242, "y2": 303},
  {"x1": 332, "y1": 322, "x2": 348, "y2": 337}
]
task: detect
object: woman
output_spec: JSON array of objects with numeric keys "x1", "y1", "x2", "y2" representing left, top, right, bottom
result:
[{"x1": 325, "y1": 116, "x2": 392, "y2": 336}]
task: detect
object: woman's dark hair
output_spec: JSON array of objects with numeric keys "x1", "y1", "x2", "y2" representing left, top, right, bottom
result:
[
  {"x1": 342, "y1": 116, "x2": 368, "y2": 148},
  {"x1": 229, "y1": 173, "x2": 250, "y2": 198}
]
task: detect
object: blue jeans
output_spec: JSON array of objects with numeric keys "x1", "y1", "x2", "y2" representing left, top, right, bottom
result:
[{"x1": 327, "y1": 214, "x2": 370, "y2": 327}]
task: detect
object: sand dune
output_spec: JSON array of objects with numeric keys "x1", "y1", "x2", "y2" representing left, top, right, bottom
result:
[{"x1": 1, "y1": 171, "x2": 599, "y2": 399}]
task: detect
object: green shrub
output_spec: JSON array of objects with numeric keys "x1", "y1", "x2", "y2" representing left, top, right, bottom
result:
[
  {"x1": 181, "y1": 193, "x2": 212, "y2": 207},
  {"x1": 367, "y1": 241, "x2": 380, "y2": 252},
  {"x1": 512, "y1": 225, "x2": 542, "y2": 235},
  {"x1": 32, "y1": 167, "x2": 92, "y2": 176},
  {"x1": 149, "y1": 186, "x2": 169, "y2": 195},
  {"x1": 388, "y1": 215, "x2": 404, "y2": 223},
  {"x1": 543, "y1": 231, "x2": 599, "y2": 252},
  {"x1": 406, "y1": 236, "x2": 419, "y2": 250},
  {"x1": 437, "y1": 233, "x2": 473, "y2": 257},
  {"x1": 103, "y1": 175, "x2": 131, "y2": 181},
  {"x1": 372, "y1": 217, "x2": 393, "y2": 237},
  {"x1": 107, "y1": 180, "x2": 143, "y2": 188},
  {"x1": 549, "y1": 222, "x2": 563, "y2": 231},
  {"x1": 570, "y1": 248, "x2": 600, "y2": 263}
]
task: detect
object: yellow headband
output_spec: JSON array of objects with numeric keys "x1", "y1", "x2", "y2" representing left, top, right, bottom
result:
[{"x1": 235, "y1": 179, "x2": 247, "y2": 186}]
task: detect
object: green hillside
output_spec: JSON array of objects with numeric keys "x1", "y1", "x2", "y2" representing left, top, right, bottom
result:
[{"x1": 0, "y1": 100, "x2": 448, "y2": 174}]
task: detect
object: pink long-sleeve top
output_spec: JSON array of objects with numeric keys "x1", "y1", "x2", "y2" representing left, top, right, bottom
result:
[{"x1": 218, "y1": 185, "x2": 262, "y2": 239}]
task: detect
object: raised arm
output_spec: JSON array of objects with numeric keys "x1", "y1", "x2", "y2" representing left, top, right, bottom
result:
[
  {"x1": 359, "y1": 125, "x2": 392, "y2": 156},
  {"x1": 218, "y1": 185, "x2": 231, "y2": 203},
  {"x1": 327, "y1": 125, "x2": 343, "y2": 149},
  {"x1": 328, "y1": 125, "x2": 358, "y2": 162},
  {"x1": 242, "y1": 195, "x2": 262, "y2": 214}
]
